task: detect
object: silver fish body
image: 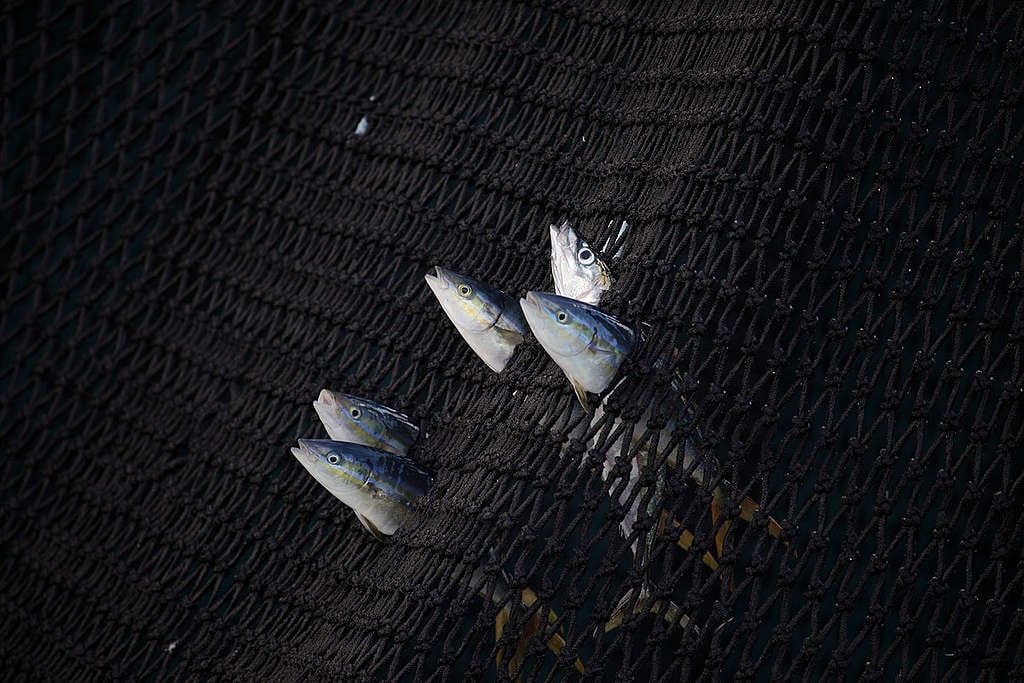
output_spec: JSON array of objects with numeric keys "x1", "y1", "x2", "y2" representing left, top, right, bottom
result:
[
  {"x1": 549, "y1": 221, "x2": 612, "y2": 305},
  {"x1": 519, "y1": 291, "x2": 635, "y2": 411},
  {"x1": 425, "y1": 266, "x2": 527, "y2": 373},
  {"x1": 462, "y1": 548, "x2": 512, "y2": 606},
  {"x1": 593, "y1": 375, "x2": 708, "y2": 490},
  {"x1": 290, "y1": 439, "x2": 433, "y2": 538},
  {"x1": 590, "y1": 374, "x2": 708, "y2": 551},
  {"x1": 313, "y1": 389, "x2": 419, "y2": 455},
  {"x1": 588, "y1": 375, "x2": 708, "y2": 634}
]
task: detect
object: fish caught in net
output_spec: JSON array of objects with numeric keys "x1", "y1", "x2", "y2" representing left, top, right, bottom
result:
[{"x1": 3, "y1": 1, "x2": 1024, "y2": 681}]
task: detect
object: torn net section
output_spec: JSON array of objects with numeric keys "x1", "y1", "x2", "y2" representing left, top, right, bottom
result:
[{"x1": 2, "y1": 1, "x2": 1023, "y2": 680}]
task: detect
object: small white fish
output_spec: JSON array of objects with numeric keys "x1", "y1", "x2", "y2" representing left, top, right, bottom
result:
[
  {"x1": 425, "y1": 266, "x2": 527, "y2": 373},
  {"x1": 549, "y1": 221, "x2": 613, "y2": 305}
]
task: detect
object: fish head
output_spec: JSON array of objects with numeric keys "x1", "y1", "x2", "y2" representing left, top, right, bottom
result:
[
  {"x1": 549, "y1": 221, "x2": 612, "y2": 305},
  {"x1": 313, "y1": 389, "x2": 419, "y2": 454},
  {"x1": 520, "y1": 291, "x2": 636, "y2": 399},
  {"x1": 425, "y1": 266, "x2": 520, "y2": 334},
  {"x1": 291, "y1": 439, "x2": 433, "y2": 536},
  {"x1": 290, "y1": 438, "x2": 376, "y2": 508},
  {"x1": 424, "y1": 266, "x2": 527, "y2": 372}
]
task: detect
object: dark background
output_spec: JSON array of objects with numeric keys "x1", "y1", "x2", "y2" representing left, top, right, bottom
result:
[{"x1": 3, "y1": 1, "x2": 1023, "y2": 680}]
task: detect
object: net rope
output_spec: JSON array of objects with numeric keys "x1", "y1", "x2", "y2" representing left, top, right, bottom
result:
[{"x1": 2, "y1": 1, "x2": 1023, "y2": 680}]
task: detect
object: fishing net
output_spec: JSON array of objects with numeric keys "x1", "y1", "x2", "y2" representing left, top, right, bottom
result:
[{"x1": 3, "y1": 1, "x2": 1023, "y2": 680}]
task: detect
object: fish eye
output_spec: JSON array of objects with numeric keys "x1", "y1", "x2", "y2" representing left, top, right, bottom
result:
[
  {"x1": 327, "y1": 454, "x2": 340, "y2": 465},
  {"x1": 556, "y1": 311, "x2": 569, "y2": 324},
  {"x1": 578, "y1": 248, "x2": 595, "y2": 265},
  {"x1": 457, "y1": 284, "x2": 473, "y2": 298},
  {"x1": 349, "y1": 407, "x2": 361, "y2": 420}
]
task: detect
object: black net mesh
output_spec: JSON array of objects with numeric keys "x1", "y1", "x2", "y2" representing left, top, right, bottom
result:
[{"x1": 3, "y1": 1, "x2": 1024, "y2": 680}]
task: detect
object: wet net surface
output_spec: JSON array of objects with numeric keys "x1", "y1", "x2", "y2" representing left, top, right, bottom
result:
[{"x1": 3, "y1": 1, "x2": 1024, "y2": 680}]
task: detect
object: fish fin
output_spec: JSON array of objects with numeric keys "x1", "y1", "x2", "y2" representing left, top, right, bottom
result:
[
  {"x1": 507, "y1": 613, "x2": 537, "y2": 681},
  {"x1": 601, "y1": 587, "x2": 636, "y2": 633},
  {"x1": 717, "y1": 482, "x2": 791, "y2": 548},
  {"x1": 602, "y1": 586, "x2": 696, "y2": 635},
  {"x1": 737, "y1": 493, "x2": 788, "y2": 545},
  {"x1": 656, "y1": 510, "x2": 669, "y2": 537},
  {"x1": 494, "y1": 604, "x2": 513, "y2": 677},
  {"x1": 710, "y1": 492, "x2": 731, "y2": 558},
  {"x1": 505, "y1": 588, "x2": 543, "y2": 681},
  {"x1": 708, "y1": 493, "x2": 724, "y2": 540},
  {"x1": 494, "y1": 325, "x2": 525, "y2": 348},
  {"x1": 495, "y1": 605, "x2": 510, "y2": 643},
  {"x1": 715, "y1": 518, "x2": 735, "y2": 592},
  {"x1": 570, "y1": 379, "x2": 590, "y2": 413},
  {"x1": 736, "y1": 493, "x2": 758, "y2": 523},
  {"x1": 671, "y1": 518, "x2": 720, "y2": 571},
  {"x1": 710, "y1": 493, "x2": 737, "y2": 592},
  {"x1": 354, "y1": 511, "x2": 386, "y2": 540},
  {"x1": 497, "y1": 585, "x2": 585, "y2": 677},
  {"x1": 613, "y1": 220, "x2": 629, "y2": 259},
  {"x1": 649, "y1": 598, "x2": 700, "y2": 635}
]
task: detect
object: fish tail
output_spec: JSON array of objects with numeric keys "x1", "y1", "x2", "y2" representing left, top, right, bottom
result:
[
  {"x1": 602, "y1": 586, "x2": 698, "y2": 635},
  {"x1": 670, "y1": 517, "x2": 720, "y2": 571},
  {"x1": 495, "y1": 587, "x2": 586, "y2": 677},
  {"x1": 601, "y1": 587, "x2": 636, "y2": 633},
  {"x1": 709, "y1": 491, "x2": 727, "y2": 558},
  {"x1": 714, "y1": 483, "x2": 789, "y2": 546},
  {"x1": 709, "y1": 495, "x2": 738, "y2": 592}
]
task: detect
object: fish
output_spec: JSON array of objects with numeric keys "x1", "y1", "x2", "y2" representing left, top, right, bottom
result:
[
  {"x1": 591, "y1": 371, "x2": 786, "y2": 564},
  {"x1": 589, "y1": 373, "x2": 707, "y2": 582},
  {"x1": 518, "y1": 292, "x2": 698, "y2": 628},
  {"x1": 425, "y1": 266, "x2": 528, "y2": 373},
  {"x1": 292, "y1": 437, "x2": 582, "y2": 674},
  {"x1": 549, "y1": 221, "x2": 613, "y2": 305},
  {"x1": 464, "y1": 551, "x2": 586, "y2": 677},
  {"x1": 522, "y1": 276, "x2": 784, "y2": 569},
  {"x1": 592, "y1": 375, "x2": 707, "y2": 502},
  {"x1": 519, "y1": 291, "x2": 636, "y2": 412},
  {"x1": 602, "y1": 584, "x2": 697, "y2": 634},
  {"x1": 290, "y1": 439, "x2": 433, "y2": 539},
  {"x1": 313, "y1": 389, "x2": 419, "y2": 455}
]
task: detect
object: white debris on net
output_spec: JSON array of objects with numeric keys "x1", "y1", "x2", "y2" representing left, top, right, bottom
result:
[
  {"x1": 355, "y1": 117, "x2": 369, "y2": 136},
  {"x1": 165, "y1": 641, "x2": 177, "y2": 653}
]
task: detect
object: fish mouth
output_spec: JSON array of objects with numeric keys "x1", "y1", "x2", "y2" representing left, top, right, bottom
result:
[
  {"x1": 423, "y1": 268, "x2": 442, "y2": 295},
  {"x1": 424, "y1": 265, "x2": 458, "y2": 293},
  {"x1": 519, "y1": 291, "x2": 558, "y2": 335},
  {"x1": 426, "y1": 266, "x2": 469, "y2": 326},
  {"x1": 313, "y1": 391, "x2": 345, "y2": 436},
  {"x1": 313, "y1": 388, "x2": 337, "y2": 412},
  {"x1": 519, "y1": 291, "x2": 541, "y2": 317},
  {"x1": 548, "y1": 223, "x2": 579, "y2": 300},
  {"x1": 549, "y1": 222, "x2": 573, "y2": 249},
  {"x1": 290, "y1": 440, "x2": 317, "y2": 467}
]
